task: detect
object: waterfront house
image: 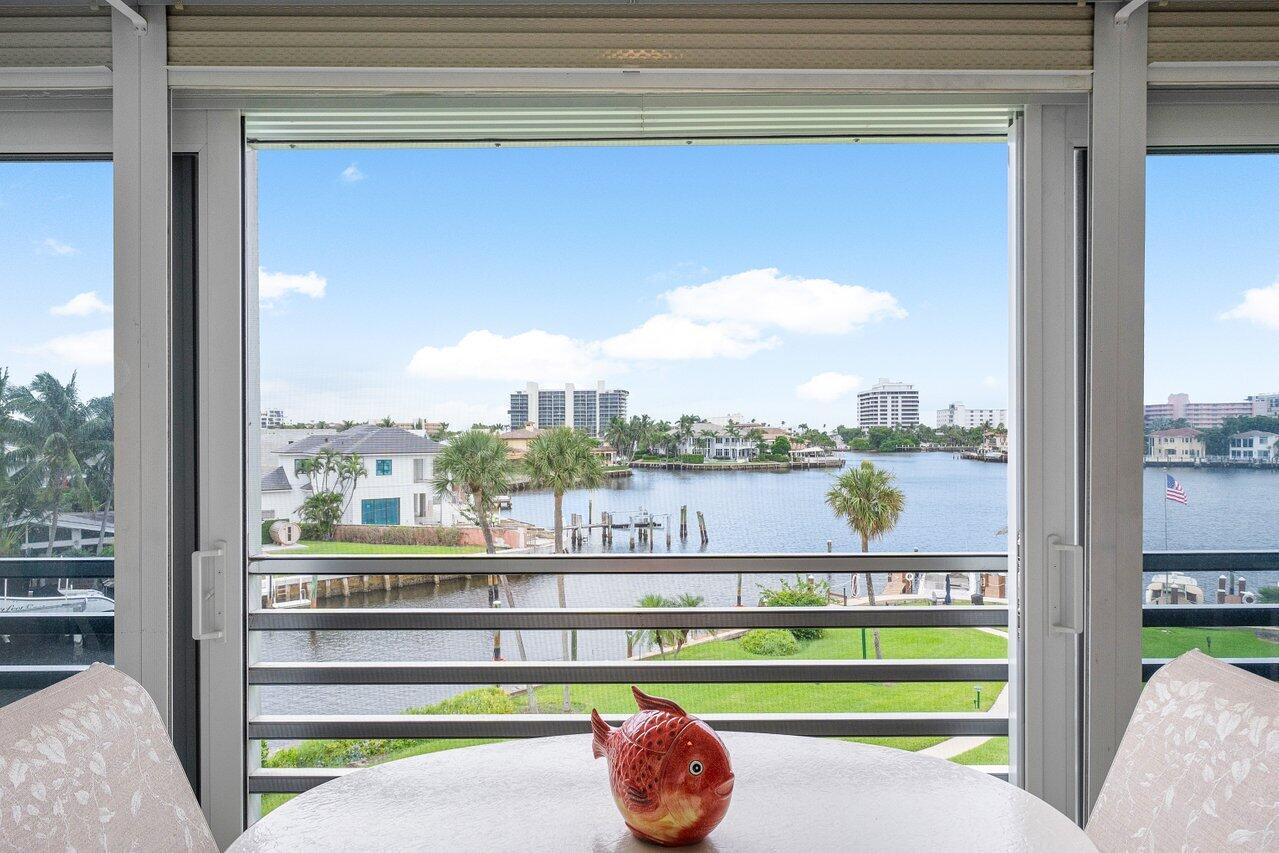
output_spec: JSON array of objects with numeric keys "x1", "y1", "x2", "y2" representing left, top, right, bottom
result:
[
  {"x1": 1228, "y1": 430, "x2": 1278, "y2": 462},
  {"x1": 262, "y1": 425, "x2": 456, "y2": 526},
  {"x1": 498, "y1": 426, "x2": 542, "y2": 460},
  {"x1": 1146, "y1": 427, "x2": 1206, "y2": 462},
  {"x1": 3, "y1": 511, "x2": 115, "y2": 555},
  {"x1": 677, "y1": 422, "x2": 760, "y2": 461}
]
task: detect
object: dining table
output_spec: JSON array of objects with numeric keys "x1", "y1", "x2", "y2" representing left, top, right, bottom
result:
[{"x1": 230, "y1": 732, "x2": 1097, "y2": 852}]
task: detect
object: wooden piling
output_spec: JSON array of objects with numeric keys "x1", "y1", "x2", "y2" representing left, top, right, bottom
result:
[
  {"x1": 680, "y1": 505, "x2": 688, "y2": 540},
  {"x1": 697, "y1": 511, "x2": 708, "y2": 544}
]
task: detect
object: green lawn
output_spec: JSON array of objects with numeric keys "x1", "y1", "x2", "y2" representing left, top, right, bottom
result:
[
  {"x1": 1141, "y1": 626, "x2": 1279, "y2": 659},
  {"x1": 951, "y1": 736, "x2": 1009, "y2": 766},
  {"x1": 288, "y1": 540, "x2": 485, "y2": 555}
]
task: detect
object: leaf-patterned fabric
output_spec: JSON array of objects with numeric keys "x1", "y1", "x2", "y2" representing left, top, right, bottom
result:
[
  {"x1": 0, "y1": 663, "x2": 216, "y2": 852},
  {"x1": 1088, "y1": 650, "x2": 1279, "y2": 851}
]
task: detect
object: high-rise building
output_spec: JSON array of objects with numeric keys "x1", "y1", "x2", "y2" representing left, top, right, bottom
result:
[
  {"x1": 260, "y1": 409, "x2": 285, "y2": 429},
  {"x1": 857, "y1": 379, "x2": 920, "y2": 428},
  {"x1": 1143, "y1": 393, "x2": 1272, "y2": 429},
  {"x1": 507, "y1": 381, "x2": 627, "y2": 437},
  {"x1": 936, "y1": 402, "x2": 1007, "y2": 428}
]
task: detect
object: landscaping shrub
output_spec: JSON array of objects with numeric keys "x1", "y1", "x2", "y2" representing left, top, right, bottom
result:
[
  {"x1": 333, "y1": 524, "x2": 464, "y2": 547},
  {"x1": 758, "y1": 575, "x2": 830, "y2": 640},
  {"x1": 1260, "y1": 586, "x2": 1279, "y2": 604},
  {"x1": 406, "y1": 687, "x2": 515, "y2": 716},
  {"x1": 678, "y1": 454, "x2": 704, "y2": 464},
  {"x1": 740, "y1": 628, "x2": 798, "y2": 656}
]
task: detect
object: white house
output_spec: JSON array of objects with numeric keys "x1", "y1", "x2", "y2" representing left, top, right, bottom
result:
[
  {"x1": 676, "y1": 422, "x2": 759, "y2": 461},
  {"x1": 1228, "y1": 430, "x2": 1278, "y2": 462},
  {"x1": 261, "y1": 425, "x2": 459, "y2": 526}
]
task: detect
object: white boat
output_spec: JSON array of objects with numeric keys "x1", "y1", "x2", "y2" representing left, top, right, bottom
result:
[
  {"x1": 0, "y1": 587, "x2": 115, "y2": 614},
  {"x1": 1145, "y1": 573, "x2": 1205, "y2": 605}
]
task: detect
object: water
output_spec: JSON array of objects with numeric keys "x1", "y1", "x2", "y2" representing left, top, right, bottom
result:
[{"x1": 256, "y1": 454, "x2": 1278, "y2": 714}]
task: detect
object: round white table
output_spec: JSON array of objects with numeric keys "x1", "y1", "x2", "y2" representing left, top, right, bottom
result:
[{"x1": 231, "y1": 733, "x2": 1096, "y2": 852}]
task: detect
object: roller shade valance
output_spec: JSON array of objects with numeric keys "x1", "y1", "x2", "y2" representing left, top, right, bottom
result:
[
  {"x1": 0, "y1": 6, "x2": 111, "y2": 68},
  {"x1": 1150, "y1": 2, "x2": 1279, "y2": 63},
  {"x1": 169, "y1": 4, "x2": 1092, "y2": 71}
]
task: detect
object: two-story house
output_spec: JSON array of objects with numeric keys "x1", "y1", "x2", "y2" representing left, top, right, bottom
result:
[
  {"x1": 1146, "y1": 427, "x2": 1206, "y2": 462},
  {"x1": 1228, "y1": 430, "x2": 1278, "y2": 462},
  {"x1": 676, "y1": 422, "x2": 759, "y2": 461},
  {"x1": 261, "y1": 425, "x2": 454, "y2": 526}
]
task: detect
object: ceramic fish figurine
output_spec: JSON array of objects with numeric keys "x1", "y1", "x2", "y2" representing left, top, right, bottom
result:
[{"x1": 591, "y1": 687, "x2": 734, "y2": 847}]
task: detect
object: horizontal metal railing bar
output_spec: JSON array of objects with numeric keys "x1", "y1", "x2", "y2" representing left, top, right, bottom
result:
[
  {"x1": 971, "y1": 765, "x2": 1010, "y2": 782},
  {"x1": 1142, "y1": 605, "x2": 1279, "y2": 628},
  {"x1": 0, "y1": 613, "x2": 114, "y2": 634},
  {"x1": 248, "y1": 767, "x2": 357, "y2": 795},
  {"x1": 248, "y1": 551, "x2": 1008, "y2": 576},
  {"x1": 0, "y1": 557, "x2": 114, "y2": 579},
  {"x1": 248, "y1": 659, "x2": 1008, "y2": 686},
  {"x1": 248, "y1": 605, "x2": 1007, "y2": 631},
  {"x1": 1144, "y1": 550, "x2": 1279, "y2": 573},
  {"x1": 0, "y1": 664, "x2": 90, "y2": 690},
  {"x1": 1143, "y1": 658, "x2": 1279, "y2": 681},
  {"x1": 248, "y1": 712, "x2": 1008, "y2": 741}
]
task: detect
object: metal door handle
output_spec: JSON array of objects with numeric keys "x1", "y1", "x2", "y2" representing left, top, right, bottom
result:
[
  {"x1": 1047, "y1": 535, "x2": 1084, "y2": 635},
  {"x1": 192, "y1": 542, "x2": 226, "y2": 641}
]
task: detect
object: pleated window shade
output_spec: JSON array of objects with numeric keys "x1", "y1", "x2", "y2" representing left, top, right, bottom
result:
[
  {"x1": 167, "y1": 4, "x2": 1092, "y2": 71},
  {"x1": 0, "y1": 6, "x2": 111, "y2": 68},
  {"x1": 1149, "y1": 1, "x2": 1279, "y2": 63}
]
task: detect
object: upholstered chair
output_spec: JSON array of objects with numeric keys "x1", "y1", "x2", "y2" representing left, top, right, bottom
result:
[
  {"x1": 1088, "y1": 649, "x2": 1279, "y2": 851},
  {"x1": 0, "y1": 662, "x2": 216, "y2": 852}
]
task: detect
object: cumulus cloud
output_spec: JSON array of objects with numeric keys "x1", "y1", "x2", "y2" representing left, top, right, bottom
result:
[
  {"x1": 40, "y1": 238, "x2": 79, "y2": 256},
  {"x1": 407, "y1": 329, "x2": 611, "y2": 383},
  {"x1": 982, "y1": 375, "x2": 1001, "y2": 389},
  {"x1": 259, "y1": 268, "x2": 327, "y2": 303},
  {"x1": 795, "y1": 372, "x2": 862, "y2": 403},
  {"x1": 661, "y1": 268, "x2": 906, "y2": 334},
  {"x1": 340, "y1": 163, "x2": 365, "y2": 183},
  {"x1": 16, "y1": 328, "x2": 112, "y2": 366},
  {"x1": 51, "y1": 291, "x2": 110, "y2": 317},
  {"x1": 600, "y1": 314, "x2": 778, "y2": 361},
  {"x1": 1219, "y1": 281, "x2": 1279, "y2": 330}
]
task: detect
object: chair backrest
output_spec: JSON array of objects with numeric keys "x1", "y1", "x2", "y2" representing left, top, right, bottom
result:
[
  {"x1": 1087, "y1": 650, "x2": 1279, "y2": 851},
  {"x1": 0, "y1": 663, "x2": 217, "y2": 852}
]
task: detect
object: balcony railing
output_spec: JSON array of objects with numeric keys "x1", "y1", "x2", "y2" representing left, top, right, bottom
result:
[{"x1": 246, "y1": 551, "x2": 1011, "y2": 798}]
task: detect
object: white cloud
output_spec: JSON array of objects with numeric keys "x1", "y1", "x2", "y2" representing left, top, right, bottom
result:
[
  {"x1": 50, "y1": 291, "x2": 110, "y2": 317},
  {"x1": 1220, "y1": 281, "x2": 1279, "y2": 330},
  {"x1": 981, "y1": 375, "x2": 1001, "y2": 390},
  {"x1": 16, "y1": 328, "x2": 112, "y2": 366},
  {"x1": 259, "y1": 268, "x2": 327, "y2": 303},
  {"x1": 795, "y1": 372, "x2": 862, "y2": 402},
  {"x1": 661, "y1": 268, "x2": 906, "y2": 334},
  {"x1": 407, "y1": 329, "x2": 611, "y2": 383},
  {"x1": 340, "y1": 163, "x2": 365, "y2": 183},
  {"x1": 40, "y1": 238, "x2": 79, "y2": 256},
  {"x1": 600, "y1": 314, "x2": 778, "y2": 361}
]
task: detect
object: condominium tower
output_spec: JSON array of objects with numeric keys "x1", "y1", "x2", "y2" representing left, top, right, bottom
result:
[
  {"x1": 857, "y1": 379, "x2": 920, "y2": 428},
  {"x1": 508, "y1": 381, "x2": 629, "y2": 437},
  {"x1": 936, "y1": 402, "x2": 1008, "y2": 428}
]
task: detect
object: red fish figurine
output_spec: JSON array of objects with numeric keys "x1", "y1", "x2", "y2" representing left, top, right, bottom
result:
[{"x1": 591, "y1": 687, "x2": 735, "y2": 846}]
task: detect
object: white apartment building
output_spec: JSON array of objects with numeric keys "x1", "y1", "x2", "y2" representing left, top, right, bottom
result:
[
  {"x1": 507, "y1": 380, "x2": 628, "y2": 437},
  {"x1": 1143, "y1": 393, "x2": 1271, "y2": 429},
  {"x1": 260, "y1": 409, "x2": 285, "y2": 429},
  {"x1": 1228, "y1": 430, "x2": 1278, "y2": 462},
  {"x1": 936, "y1": 402, "x2": 1008, "y2": 428},
  {"x1": 676, "y1": 422, "x2": 759, "y2": 461},
  {"x1": 857, "y1": 379, "x2": 920, "y2": 428},
  {"x1": 260, "y1": 425, "x2": 460, "y2": 527}
]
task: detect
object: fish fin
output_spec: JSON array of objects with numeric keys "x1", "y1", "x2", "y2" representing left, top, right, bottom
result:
[
  {"x1": 624, "y1": 785, "x2": 653, "y2": 810},
  {"x1": 631, "y1": 686, "x2": 687, "y2": 717},
  {"x1": 590, "y1": 709, "x2": 612, "y2": 759}
]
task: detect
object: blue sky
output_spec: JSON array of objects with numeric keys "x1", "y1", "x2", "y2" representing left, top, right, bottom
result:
[{"x1": 3, "y1": 148, "x2": 1276, "y2": 425}]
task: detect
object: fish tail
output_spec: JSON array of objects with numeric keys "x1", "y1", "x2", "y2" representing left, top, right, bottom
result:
[{"x1": 590, "y1": 709, "x2": 611, "y2": 759}]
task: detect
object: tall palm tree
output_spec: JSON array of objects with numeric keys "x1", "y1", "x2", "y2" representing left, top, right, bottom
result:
[
  {"x1": 432, "y1": 430, "x2": 510, "y2": 554},
  {"x1": 524, "y1": 427, "x2": 606, "y2": 711},
  {"x1": 83, "y1": 395, "x2": 114, "y2": 555},
  {"x1": 9, "y1": 373, "x2": 95, "y2": 556},
  {"x1": 0, "y1": 369, "x2": 16, "y2": 530},
  {"x1": 825, "y1": 461, "x2": 906, "y2": 660},
  {"x1": 604, "y1": 417, "x2": 629, "y2": 461},
  {"x1": 377, "y1": 416, "x2": 395, "y2": 427}
]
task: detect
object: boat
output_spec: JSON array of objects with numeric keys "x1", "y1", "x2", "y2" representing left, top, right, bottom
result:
[
  {"x1": 0, "y1": 583, "x2": 115, "y2": 614},
  {"x1": 1145, "y1": 573, "x2": 1205, "y2": 605}
]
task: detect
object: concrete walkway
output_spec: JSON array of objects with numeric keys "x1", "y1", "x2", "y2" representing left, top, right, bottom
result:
[{"x1": 916, "y1": 682, "x2": 1009, "y2": 761}]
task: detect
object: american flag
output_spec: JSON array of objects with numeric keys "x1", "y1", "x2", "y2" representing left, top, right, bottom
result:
[{"x1": 1165, "y1": 474, "x2": 1188, "y2": 505}]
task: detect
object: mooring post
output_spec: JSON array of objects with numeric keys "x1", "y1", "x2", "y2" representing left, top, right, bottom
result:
[
  {"x1": 697, "y1": 511, "x2": 708, "y2": 544},
  {"x1": 680, "y1": 505, "x2": 688, "y2": 540}
]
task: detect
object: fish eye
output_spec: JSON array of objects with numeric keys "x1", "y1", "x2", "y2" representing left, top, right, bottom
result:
[{"x1": 689, "y1": 760, "x2": 704, "y2": 776}]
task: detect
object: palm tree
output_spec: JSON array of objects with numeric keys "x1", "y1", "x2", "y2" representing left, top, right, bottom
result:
[
  {"x1": 524, "y1": 427, "x2": 606, "y2": 711},
  {"x1": 432, "y1": 430, "x2": 510, "y2": 554},
  {"x1": 604, "y1": 417, "x2": 629, "y2": 461},
  {"x1": 825, "y1": 461, "x2": 905, "y2": 660},
  {"x1": 9, "y1": 373, "x2": 95, "y2": 556},
  {"x1": 83, "y1": 395, "x2": 114, "y2": 555},
  {"x1": 338, "y1": 420, "x2": 357, "y2": 431},
  {"x1": 377, "y1": 416, "x2": 395, "y2": 427}
]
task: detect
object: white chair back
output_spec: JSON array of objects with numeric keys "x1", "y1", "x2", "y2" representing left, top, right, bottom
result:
[
  {"x1": 1088, "y1": 649, "x2": 1279, "y2": 851},
  {"x1": 0, "y1": 663, "x2": 217, "y2": 852}
]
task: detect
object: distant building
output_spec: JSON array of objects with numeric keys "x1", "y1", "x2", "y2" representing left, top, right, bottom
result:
[
  {"x1": 857, "y1": 379, "x2": 920, "y2": 428},
  {"x1": 1147, "y1": 427, "x2": 1206, "y2": 462},
  {"x1": 936, "y1": 402, "x2": 1007, "y2": 429},
  {"x1": 1228, "y1": 430, "x2": 1278, "y2": 462},
  {"x1": 260, "y1": 409, "x2": 285, "y2": 429},
  {"x1": 499, "y1": 426, "x2": 616, "y2": 465},
  {"x1": 1143, "y1": 393, "x2": 1269, "y2": 429},
  {"x1": 260, "y1": 425, "x2": 460, "y2": 527},
  {"x1": 507, "y1": 381, "x2": 627, "y2": 437},
  {"x1": 676, "y1": 422, "x2": 759, "y2": 461}
]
